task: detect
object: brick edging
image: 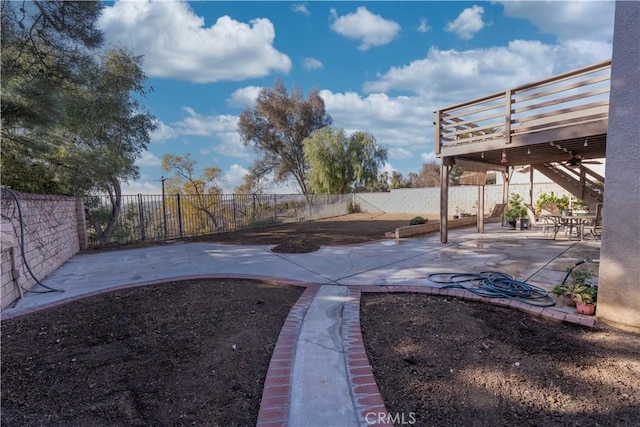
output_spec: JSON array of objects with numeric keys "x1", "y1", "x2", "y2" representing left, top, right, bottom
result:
[
  {"x1": 342, "y1": 287, "x2": 394, "y2": 427},
  {"x1": 256, "y1": 284, "x2": 320, "y2": 427},
  {"x1": 359, "y1": 285, "x2": 596, "y2": 328}
]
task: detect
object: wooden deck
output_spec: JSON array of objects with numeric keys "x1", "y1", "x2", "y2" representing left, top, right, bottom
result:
[{"x1": 434, "y1": 60, "x2": 610, "y2": 168}]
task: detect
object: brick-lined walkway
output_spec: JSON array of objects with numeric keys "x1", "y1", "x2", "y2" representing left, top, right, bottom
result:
[{"x1": 256, "y1": 283, "x2": 595, "y2": 427}]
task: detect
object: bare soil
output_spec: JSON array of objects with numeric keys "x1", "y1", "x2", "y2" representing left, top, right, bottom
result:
[
  {"x1": 1, "y1": 279, "x2": 303, "y2": 427},
  {"x1": 360, "y1": 293, "x2": 640, "y2": 427},
  {"x1": 86, "y1": 213, "x2": 425, "y2": 253},
  {"x1": 4, "y1": 215, "x2": 638, "y2": 426}
]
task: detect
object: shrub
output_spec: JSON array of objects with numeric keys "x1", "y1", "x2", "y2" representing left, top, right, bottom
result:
[
  {"x1": 505, "y1": 193, "x2": 527, "y2": 222},
  {"x1": 347, "y1": 202, "x2": 361, "y2": 214},
  {"x1": 409, "y1": 216, "x2": 427, "y2": 225}
]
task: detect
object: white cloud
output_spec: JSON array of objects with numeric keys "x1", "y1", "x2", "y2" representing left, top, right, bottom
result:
[
  {"x1": 153, "y1": 108, "x2": 252, "y2": 160},
  {"x1": 389, "y1": 147, "x2": 413, "y2": 160},
  {"x1": 320, "y1": 90, "x2": 434, "y2": 162},
  {"x1": 222, "y1": 163, "x2": 249, "y2": 192},
  {"x1": 291, "y1": 3, "x2": 310, "y2": 16},
  {"x1": 302, "y1": 57, "x2": 324, "y2": 70},
  {"x1": 226, "y1": 86, "x2": 264, "y2": 109},
  {"x1": 121, "y1": 180, "x2": 162, "y2": 195},
  {"x1": 136, "y1": 150, "x2": 162, "y2": 167},
  {"x1": 176, "y1": 108, "x2": 236, "y2": 137},
  {"x1": 99, "y1": 0, "x2": 291, "y2": 83},
  {"x1": 417, "y1": 18, "x2": 430, "y2": 34},
  {"x1": 446, "y1": 5, "x2": 486, "y2": 40},
  {"x1": 330, "y1": 6, "x2": 401, "y2": 51},
  {"x1": 499, "y1": 1, "x2": 615, "y2": 43},
  {"x1": 363, "y1": 40, "x2": 612, "y2": 107},
  {"x1": 150, "y1": 120, "x2": 179, "y2": 143},
  {"x1": 420, "y1": 152, "x2": 438, "y2": 164}
]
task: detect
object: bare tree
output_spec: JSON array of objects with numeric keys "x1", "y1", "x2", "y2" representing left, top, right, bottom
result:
[{"x1": 237, "y1": 79, "x2": 332, "y2": 195}]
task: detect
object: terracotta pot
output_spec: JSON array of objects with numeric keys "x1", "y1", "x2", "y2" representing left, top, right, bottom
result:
[
  {"x1": 576, "y1": 302, "x2": 596, "y2": 315},
  {"x1": 563, "y1": 295, "x2": 577, "y2": 307}
]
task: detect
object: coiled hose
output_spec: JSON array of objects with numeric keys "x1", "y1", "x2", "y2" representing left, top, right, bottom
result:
[
  {"x1": 2, "y1": 188, "x2": 64, "y2": 294},
  {"x1": 428, "y1": 271, "x2": 555, "y2": 307}
]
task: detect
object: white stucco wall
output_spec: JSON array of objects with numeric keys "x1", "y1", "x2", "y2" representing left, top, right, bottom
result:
[{"x1": 597, "y1": 1, "x2": 640, "y2": 330}]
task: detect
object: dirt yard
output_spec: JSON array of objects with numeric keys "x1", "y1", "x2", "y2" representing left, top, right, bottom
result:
[
  {"x1": 3, "y1": 214, "x2": 639, "y2": 426},
  {"x1": 1, "y1": 279, "x2": 303, "y2": 427},
  {"x1": 360, "y1": 293, "x2": 640, "y2": 426},
  {"x1": 87, "y1": 212, "x2": 427, "y2": 253}
]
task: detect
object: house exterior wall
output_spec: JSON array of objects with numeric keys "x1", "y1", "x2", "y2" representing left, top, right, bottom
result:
[
  {"x1": 597, "y1": 1, "x2": 640, "y2": 330},
  {"x1": 1, "y1": 192, "x2": 86, "y2": 310}
]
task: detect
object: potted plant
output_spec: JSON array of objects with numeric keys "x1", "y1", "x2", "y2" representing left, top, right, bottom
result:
[
  {"x1": 551, "y1": 282, "x2": 581, "y2": 307},
  {"x1": 574, "y1": 286, "x2": 597, "y2": 315},
  {"x1": 505, "y1": 193, "x2": 527, "y2": 229},
  {"x1": 551, "y1": 266, "x2": 595, "y2": 310},
  {"x1": 535, "y1": 192, "x2": 570, "y2": 215},
  {"x1": 453, "y1": 206, "x2": 461, "y2": 220}
]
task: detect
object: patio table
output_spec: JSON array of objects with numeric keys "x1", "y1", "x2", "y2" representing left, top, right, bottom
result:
[{"x1": 548, "y1": 214, "x2": 596, "y2": 240}]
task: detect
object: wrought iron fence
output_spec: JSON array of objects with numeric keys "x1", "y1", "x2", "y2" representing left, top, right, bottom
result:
[{"x1": 84, "y1": 193, "x2": 353, "y2": 247}]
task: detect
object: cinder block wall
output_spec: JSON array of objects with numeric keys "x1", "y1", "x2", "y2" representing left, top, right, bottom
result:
[
  {"x1": 354, "y1": 182, "x2": 572, "y2": 216},
  {"x1": 1, "y1": 192, "x2": 85, "y2": 309}
]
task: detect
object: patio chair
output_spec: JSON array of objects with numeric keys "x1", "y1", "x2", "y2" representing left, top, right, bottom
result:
[
  {"x1": 525, "y1": 204, "x2": 559, "y2": 237},
  {"x1": 581, "y1": 203, "x2": 603, "y2": 241}
]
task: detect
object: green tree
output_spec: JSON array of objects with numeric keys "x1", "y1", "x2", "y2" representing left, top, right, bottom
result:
[
  {"x1": 303, "y1": 127, "x2": 388, "y2": 194},
  {"x1": 162, "y1": 153, "x2": 223, "y2": 231},
  {"x1": 237, "y1": 79, "x2": 332, "y2": 195},
  {"x1": 390, "y1": 171, "x2": 411, "y2": 189},
  {"x1": 1, "y1": 0, "x2": 104, "y2": 181},
  {"x1": 72, "y1": 49, "x2": 157, "y2": 243},
  {"x1": 1, "y1": 2, "x2": 156, "y2": 243}
]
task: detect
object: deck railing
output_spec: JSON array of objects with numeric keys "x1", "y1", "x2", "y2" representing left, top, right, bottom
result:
[{"x1": 435, "y1": 60, "x2": 611, "y2": 154}]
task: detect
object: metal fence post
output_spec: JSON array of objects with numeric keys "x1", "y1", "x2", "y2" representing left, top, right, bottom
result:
[
  {"x1": 138, "y1": 194, "x2": 146, "y2": 241},
  {"x1": 176, "y1": 194, "x2": 183, "y2": 238},
  {"x1": 232, "y1": 194, "x2": 237, "y2": 230},
  {"x1": 161, "y1": 177, "x2": 167, "y2": 238}
]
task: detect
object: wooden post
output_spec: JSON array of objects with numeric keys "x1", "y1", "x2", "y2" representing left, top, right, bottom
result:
[
  {"x1": 504, "y1": 90, "x2": 512, "y2": 144},
  {"x1": 440, "y1": 157, "x2": 451, "y2": 243},
  {"x1": 434, "y1": 110, "x2": 442, "y2": 155},
  {"x1": 529, "y1": 167, "x2": 534, "y2": 206},
  {"x1": 477, "y1": 185, "x2": 485, "y2": 233},
  {"x1": 501, "y1": 171, "x2": 510, "y2": 227}
]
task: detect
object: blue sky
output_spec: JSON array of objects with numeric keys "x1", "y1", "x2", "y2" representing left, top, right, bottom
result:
[{"x1": 97, "y1": 1, "x2": 615, "y2": 194}]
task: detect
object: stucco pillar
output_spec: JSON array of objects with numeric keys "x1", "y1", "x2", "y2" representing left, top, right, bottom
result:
[{"x1": 596, "y1": 0, "x2": 640, "y2": 330}]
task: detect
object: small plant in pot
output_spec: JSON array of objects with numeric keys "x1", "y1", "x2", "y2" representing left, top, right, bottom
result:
[
  {"x1": 551, "y1": 266, "x2": 595, "y2": 310},
  {"x1": 505, "y1": 193, "x2": 527, "y2": 229},
  {"x1": 573, "y1": 286, "x2": 597, "y2": 315},
  {"x1": 551, "y1": 282, "x2": 582, "y2": 307}
]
